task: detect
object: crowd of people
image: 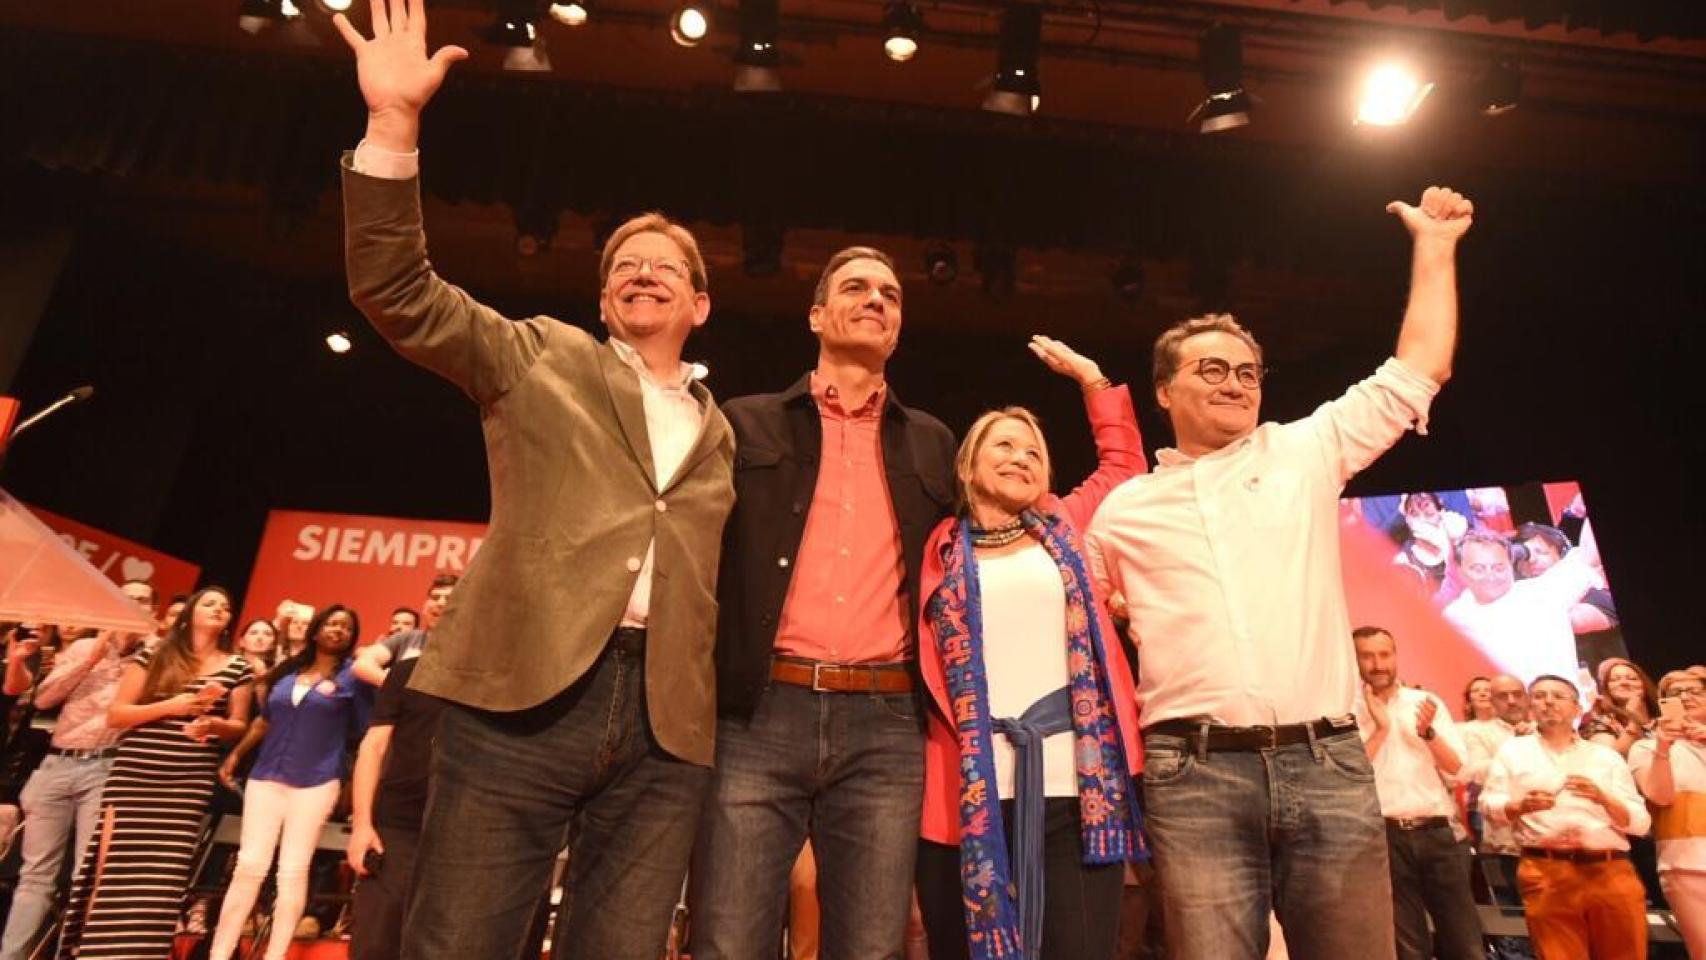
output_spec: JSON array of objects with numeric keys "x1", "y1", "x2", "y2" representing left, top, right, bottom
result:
[{"x1": 0, "y1": 1, "x2": 1694, "y2": 958}]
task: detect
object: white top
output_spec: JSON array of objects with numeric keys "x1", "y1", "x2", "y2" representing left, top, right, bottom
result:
[
  {"x1": 1629, "y1": 738, "x2": 1706, "y2": 872},
  {"x1": 978, "y1": 544, "x2": 1075, "y2": 800},
  {"x1": 1461, "y1": 716, "x2": 1522, "y2": 853},
  {"x1": 1086, "y1": 358, "x2": 1439, "y2": 727},
  {"x1": 350, "y1": 141, "x2": 705, "y2": 631},
  {"x1": 1442, "y1": 553, "x2": 1597, "y2": 687},
  {"x1": 1356, "y1": 687, "x2": 1464, "y2": 819},
  {"x1": 1480, "y1": 735, "x2": 1651, "y2": 851}
]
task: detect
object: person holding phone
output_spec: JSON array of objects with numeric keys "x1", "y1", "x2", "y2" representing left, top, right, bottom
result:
[
  {"x1": 1629, "y1": 670, "x2": 1706, "y2": 958},
  {"x1": 54, "y1": 587, "x2": 255, "y2": 960}
]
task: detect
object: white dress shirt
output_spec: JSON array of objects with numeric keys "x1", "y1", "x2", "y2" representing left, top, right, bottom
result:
[
  {"x1": 1461, "y1": 716, "x2": 1523, "y2": 852},
  {"x1": 1442, "y1": 552, "x2": 1597, "y2": 686},
  {"x1": 1086, "y1": 358, "x2": 1439, "y2": 727},
  {"x1": 1480, "y1": 735, "x2": 1651, "y2": 851},
  {"x1": 350, "y1": 141, "x2": 705, "y2": 629},
  {"x1": 1356, "y1": 686, "x2": 1464, "y2": 820}
]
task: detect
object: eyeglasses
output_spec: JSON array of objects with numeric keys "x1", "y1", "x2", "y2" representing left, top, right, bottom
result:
[
  {"x1": 1665, "y1": 684, "x2": 1705, "y2": 700},
  {"x1": 1529, "y1": 690, "x2": 1578, "y2": 703},
  {"x1": 1464, "y1": 562, "x2": 1511, "y2": 576},
  {"x1": 1187, "y1": 357, "x2": 1265, "y2": 390},
  {"x1": 609, "y1": 255, "x2": 691, "y2": 284}
]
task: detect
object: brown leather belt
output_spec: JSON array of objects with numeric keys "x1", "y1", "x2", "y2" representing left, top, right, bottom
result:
[
  {"x1": 1144, "y1": 715, "x2": 1358, "y2": 751},
  {"x1": 771, "y1": 658, "x2": 914, "y2": 694},
  {"x1": 1521, "y1": 846, "x2": 1628, "y2": 864}
]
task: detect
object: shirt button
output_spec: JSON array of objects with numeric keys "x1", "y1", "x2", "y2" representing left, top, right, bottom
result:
[
  {"x1": 625, "y1": 557, "x2": 642, "y2": 573},
  {"x1": 839, "y1": 547, "x2": 850, "y2": 557},
  {"x1": 778, "y1": 557, "x2": 790, "y2": 568},
  {"x1": 655, "y1": 500, "x2": 668, "y2": 513},
  {"x1": 835, "y1": 596, "x2": 845, "y2": 604}
]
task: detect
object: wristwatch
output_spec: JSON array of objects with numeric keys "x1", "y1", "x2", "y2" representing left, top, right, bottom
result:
[{"x1": 1420, "y1": 726, "x2": 1436, "y2": 741}]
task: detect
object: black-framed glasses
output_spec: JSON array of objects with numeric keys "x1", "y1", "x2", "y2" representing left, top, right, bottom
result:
[
  {"x1": 1667, "y1": 684, "x2": 1705, "y2": 700},
  {"x1": 1189, "y1": 356, "x2": 1265, "y2": 390}
]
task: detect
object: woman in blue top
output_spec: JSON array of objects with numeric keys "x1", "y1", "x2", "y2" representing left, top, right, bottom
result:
[{"x1": 208, "y1": 604, "x2": 371, "y2": 960}]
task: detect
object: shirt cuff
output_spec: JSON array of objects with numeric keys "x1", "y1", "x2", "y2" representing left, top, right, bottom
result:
[
  {"x1": 352, "y1": 140, "x2": 420, "y2": 180},
  {"x1": 1376, "y1": 356, "x2": 1441, "y2": 437}
]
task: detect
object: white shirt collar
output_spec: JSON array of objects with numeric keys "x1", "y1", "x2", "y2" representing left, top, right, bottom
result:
[{"x1": 608, "y1": 337, "x2": 695, "y2": 394}]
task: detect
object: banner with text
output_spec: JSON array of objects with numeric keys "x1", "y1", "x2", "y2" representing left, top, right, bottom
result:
[
  {"x1": 241, "y1": 510, "x2": 487, "y2": 646},
  {"x1": 29, "y1": 504, "x2": 201, "y2": 611}
]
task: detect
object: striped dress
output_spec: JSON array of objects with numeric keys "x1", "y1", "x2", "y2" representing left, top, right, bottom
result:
[{"x1": 57, "y1": 649, "x2": 255, "y2": 959}]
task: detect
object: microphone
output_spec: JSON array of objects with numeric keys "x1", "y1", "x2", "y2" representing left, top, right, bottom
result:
[{"x1": 8, "y1": 385, "x2": 95, "y2": 440}]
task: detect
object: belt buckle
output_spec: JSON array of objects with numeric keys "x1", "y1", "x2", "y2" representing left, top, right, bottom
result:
[
  {"x1": 1252, "y1": 724, "x2": 1278, "y2": 749},
  {"x1": 811, "y1": 663, "x2": 832, "y2": 693}
]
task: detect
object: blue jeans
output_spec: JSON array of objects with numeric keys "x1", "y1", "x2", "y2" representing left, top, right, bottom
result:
[
  {"x1": 400, "y1": 632, "x2": 711, "y2": 960},
  {"x1": 689, "y1": 682, "x2": 925, "y2": 960},
  {"x1": 0, "y1": 754, "x2": 112, "y2": 960},
  {"x1": 1141, "y1": 728, "x2": 1395, "y2": 960}
]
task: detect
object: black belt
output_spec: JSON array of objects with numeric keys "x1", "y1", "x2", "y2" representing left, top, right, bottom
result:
[
  {"x1": 1386, "y1": 815, "x2": 1451, "y2": 832},
  {"x1": 1521, "y1": 846, "x2": 1628, "y2": 864},
  {"x1": 1144, "y1": 716, "x2": 1358, "y2": 751},
  {"x1": 610, "y1": 626, "x2": 647, "y2": 655},
  {"x1": 48, "y1": 746, "x2": 119, "y2": 761}
]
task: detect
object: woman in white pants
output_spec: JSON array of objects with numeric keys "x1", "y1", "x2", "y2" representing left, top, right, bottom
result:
[{"x1": 209, "y1": 604, "x2": 371, "y2": 960}]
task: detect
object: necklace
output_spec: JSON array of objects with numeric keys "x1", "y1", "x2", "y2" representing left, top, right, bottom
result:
[{"x1": 970, "y1": 517, "x2": 1026, "y2": 548}]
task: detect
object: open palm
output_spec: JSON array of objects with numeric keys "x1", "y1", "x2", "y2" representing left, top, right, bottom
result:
[{"x1": 334, "y1": 0, "x2": 467, "y2": 120}]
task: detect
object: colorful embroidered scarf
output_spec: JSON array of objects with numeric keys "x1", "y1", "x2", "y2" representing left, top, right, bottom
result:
[{"x1": 926, "y1": 509, "x2": 1144, "y2": 959}]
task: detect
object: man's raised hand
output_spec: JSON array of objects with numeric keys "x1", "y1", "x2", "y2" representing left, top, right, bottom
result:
[
  {"x1": 333, "y1": 0, "x2": 468, "y2": 152},
  {"x1": 1386, "y1": 186, "x2": 1474, "y2": 245}
]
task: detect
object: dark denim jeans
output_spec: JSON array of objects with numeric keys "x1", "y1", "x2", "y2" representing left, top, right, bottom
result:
[
  {"x1": 689, "y1": 681, "x2": 925, "y2": 960},
  {"x1": 1387, "y1": 822, "x2": 1484, "y2": 960},
  {"x1": 401, "y1": 632, "x2": 711, "y2": 960},
  {"x1": 1141, "y1": 728, "x2": 1396, "y2": 960}
]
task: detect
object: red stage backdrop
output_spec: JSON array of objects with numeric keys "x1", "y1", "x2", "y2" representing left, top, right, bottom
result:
[
  {"x1": 29, "y1": 504, "x2": 201, "y2": 607},
  {"x1": 240, "y1": 510, "x2": 487, "y2": 646}
]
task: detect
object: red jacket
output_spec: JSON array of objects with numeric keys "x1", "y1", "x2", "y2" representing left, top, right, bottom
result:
[{"x1": 916, "y1": 385, "x2": 1148, "y2": 844}]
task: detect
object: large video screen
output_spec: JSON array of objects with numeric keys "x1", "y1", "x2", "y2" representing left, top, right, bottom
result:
[{"x1": 1338, "y1": 480, "x2": 1624, "y2": 703}]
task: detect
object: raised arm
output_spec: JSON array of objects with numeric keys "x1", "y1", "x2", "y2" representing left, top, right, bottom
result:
[
  {"x1": 335, "y1": 0, "x2": 544, "y2": 406},
  {"x1": 1026, "y1": 336, "x2": 1146, "y2": 528},
  {"x1": 1388, "y1": 186, "x2": 1474, "y2": 385}
]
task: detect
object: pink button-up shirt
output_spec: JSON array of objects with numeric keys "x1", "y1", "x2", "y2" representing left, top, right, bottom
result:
[{"x1": 774, "y1": 376, "x2": 908, "y2": 664}]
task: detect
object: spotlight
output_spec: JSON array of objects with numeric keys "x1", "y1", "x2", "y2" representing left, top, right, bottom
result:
[
  {"x1": 924, "y1": 243, "x2": 958, "y2": 285},
  {"x1": 237, "y1": 0, "x2": 301, "y2": 34},
  {"x1": 733, "y1": 0, "x2": 781, "y2": 92},
  {"x1": 671, "y1": 3, "x2": 711, "y2": 46},
  {"x1": 1475, "y1": 59, "x2": 1522, "y2": 116},
  {"x1": 549, "y1": 2, "x2": 589, "y2": 26},
  {"x1": 318, "y1": 0, "x2": 353, "y2": 12},
  {"x1": 973, "y1": 241, "x2": 1016, "y2": 295},
  {"x1": 484, "y1": 0, "x2": 551, "y2": 71},
  {"x1": 1355, "y1": 63, "x2": 1433, "y2": 126},
  {"x1": 882, "y1": 1, "x2": 922, "y2": 63},
  {"x1": 326, "y1": 331, "x2": 353, "y2": 354},
  {"x1": 1191, "y1": 24, "x2": 1249, "y2": 134},
  {"x1": 742, "y1": 222, "x2": 784, "y2": 277},
  {"x1": 983, "y1": 5, "x2": 1042, "y2": 116},
  {"x1": 1111, "y1": 256, "x2": 1145, "y2": 301}
]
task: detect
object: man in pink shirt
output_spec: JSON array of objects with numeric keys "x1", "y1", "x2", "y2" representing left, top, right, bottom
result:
[{"x1": 692, "y1": 247, "x2": 957, "y2": 959}]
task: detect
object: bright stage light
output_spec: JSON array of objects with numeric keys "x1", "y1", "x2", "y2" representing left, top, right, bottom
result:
[
  {"x1": 326, "y1": 332, "x2": 353, "y2": 354},
  {"x1": 549, "y1": 2, "x2": 589, "y2": 27},
  {"x1": 1356, "y1": 63, "x2": 1433, "y2": 126},
  {"x1": 319, "y1": 0, "x2": 353, "y2": 12},
  {"x1": 882, "y1": 1, "x2": 921, "y2": 63},
  {"x1": 671, "y1": 5, "x2": 710, "y2": 46}
]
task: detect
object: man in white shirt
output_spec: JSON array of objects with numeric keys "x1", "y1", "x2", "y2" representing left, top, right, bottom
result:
[
  {"x1": 1086, "y1": 187, "x2": 1473, "y2": 960},
  {"x1": 332, "y1": 4, "x2": 736, "y2": 958},
  {"x1": 1443, "y1": 528, "x2": 1601, "y2": 686},
  {"x1": 1459, "y1": 673, "x2": 1532, "y2": 908},
  {"x1": 1353, "y1": 627, "x2": 1483, "y2": 960},
  {"x1": 1479, "y1": 675, "x2": 1651, "y2": 959}
]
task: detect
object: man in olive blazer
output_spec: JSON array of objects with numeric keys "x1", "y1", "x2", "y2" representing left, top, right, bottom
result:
[{"x1": 335, "y1": 4, "x2": 733, "y2": 958}]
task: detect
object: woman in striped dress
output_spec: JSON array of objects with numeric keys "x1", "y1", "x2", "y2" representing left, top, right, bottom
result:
[{"x1": 57, "y1": 586, "x2": 255, "y2": 959}]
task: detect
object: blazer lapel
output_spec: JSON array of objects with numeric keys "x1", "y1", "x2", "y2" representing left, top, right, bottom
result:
[{"x1": 598, "y1": 343, "x2": 658, "y2": 491}]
